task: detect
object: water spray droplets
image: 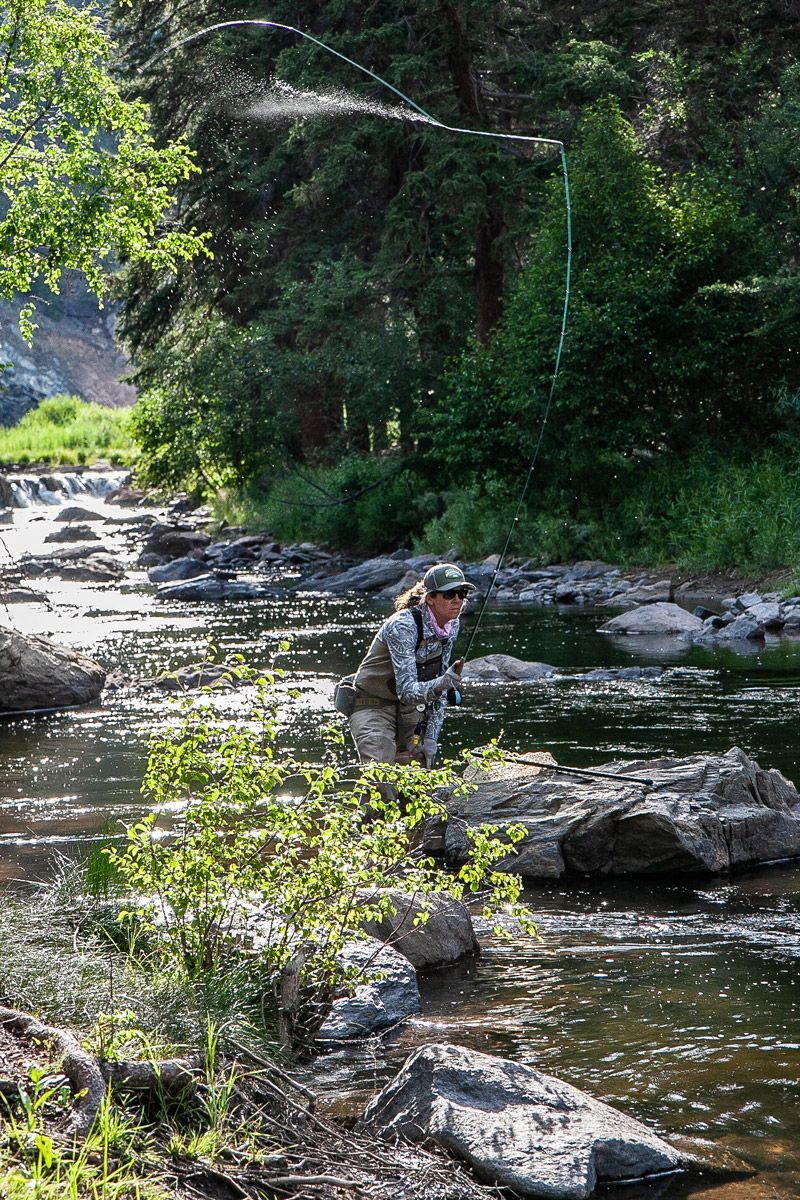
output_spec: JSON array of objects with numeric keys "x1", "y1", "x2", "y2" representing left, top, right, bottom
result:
[{"x1": 248, "y1": 80, "x2": 434, "y2": 127}]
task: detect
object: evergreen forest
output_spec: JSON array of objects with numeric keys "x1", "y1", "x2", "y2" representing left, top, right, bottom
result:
[{"x1": 114, "y1": 1, "x2": 800, "y2": 569}]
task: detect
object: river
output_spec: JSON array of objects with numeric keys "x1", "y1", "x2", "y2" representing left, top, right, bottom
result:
[{"x1": 1, "y1": 487, "x2": 799, "y2": 1199}]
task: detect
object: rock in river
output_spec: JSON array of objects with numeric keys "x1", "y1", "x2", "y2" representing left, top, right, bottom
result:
[
  {"x1": 436, "y1": 747, "x2": 800, "y2": 879},
  {"x1": 318, "y1": 938, "x2": 420, "y2": 1042},
  {"x1": 598, "y1": 602, "x2": 702, "y2": 636},
  {"x1": 463, "y1": 654, "x2": 558, "y2": 682},
  {"x1": 360, "y1": 1043, "x2": 683, "y2": 1199},
  {"x1": 359, "y1": 888, "x2": 479, "y2": 969},
  {"x1": 156, "y1": 574, "x2": 278, "y2": 602},
  {"x1": 0, "y1": 626, "x2": 105, "y2": 711}
]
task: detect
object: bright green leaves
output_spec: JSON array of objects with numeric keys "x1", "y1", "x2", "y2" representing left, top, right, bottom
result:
[
  {"x1": 0, "y1": 0, "x2": 209, "y2": 337},
  {"x1": 107, "y1": 659, "x2": 534, "y2": 1045}
]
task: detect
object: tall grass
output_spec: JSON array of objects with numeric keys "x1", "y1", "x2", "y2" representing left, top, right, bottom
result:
[{"x1": 0, "y1": 394, "x2": 136, "y2": 466}]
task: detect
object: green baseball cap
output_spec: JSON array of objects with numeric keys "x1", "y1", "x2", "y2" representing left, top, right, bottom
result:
[{"x1": 422, "y1": 563, "x2": 476, "y2": 594}]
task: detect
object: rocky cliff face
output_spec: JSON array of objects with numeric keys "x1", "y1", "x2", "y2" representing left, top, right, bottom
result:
[{"x1": 0, "y1": 276, "x2": 136, "y2": 425}]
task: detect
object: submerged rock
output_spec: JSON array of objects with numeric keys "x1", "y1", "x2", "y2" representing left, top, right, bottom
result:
[
  {"x1": 435, "y1": 747, "x2": 800, "y2": 880},
  {"x1": 0, "y1": 626, "x2": 105, "y2": 711},
  {"x1": 318, "y1": 938, "x2": 420, "y2": 1042},
  {"x1": 360, "y1": 1043, "x2": 684, "y2": 1198}
]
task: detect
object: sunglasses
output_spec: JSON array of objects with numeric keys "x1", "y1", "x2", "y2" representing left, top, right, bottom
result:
[{"x1": 437, "y1": 588, "x2": 471, "y2": 600}]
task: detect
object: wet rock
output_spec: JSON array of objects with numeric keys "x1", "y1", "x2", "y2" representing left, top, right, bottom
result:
[
  {"x1": 140, "y1": 523, "x2": 211, "y2": 563},
  {"x1": 315, "y1": 556, "x2": 412, "y2": 594},
  {"x1": 359, "y1": 889, "x2": 479, "y2": 969},
  {"x1": 600, "y1": 579, "x2": 673, "y2": 608},
  {"x1": 19, "y1": 547, "x2": 125, "y2": 583},
  {"x1": 44, "y1": 524, "x2": 101, "y2": 544},
  {"x1": 599, "y1": 602, "x2": 703, "y2": 636},
  {"x1": 142, "y1": 663, "x2": 250, "y2": 692},
  {"x1": 147, "y1": 556, "x2": 210, "y2": 584},
  {"x1": 463, "y1": 655, "x2": 558, "y2": 683},
  {"x1": 360, "y1": 1043, "x2": 683, "y2": 1198},
  {"x1": 571, "y1": 666, "x2": 663, "y2": 682},
  {"x1": 55, "y1": 505, "x2": 105, "y2": 523},
  {"x1": 436, "y1": 747, "x2": 800, "y2": 880},
  {"x1": 156, "y1": 575, "x2": 278, "y2": 602},
  {"x1": 105, "y1": 485, "x2": 151, "y2": 507},
  {"x1": 318, "y1": 939, "x2": 420, "y2": 1042},
  {"x1": 744, "y1": 601, "x2": 783, "y2": 628},
  {"x1": 0, "y1": 585, "x2": 45, "y2": 604},
  {"x1": 0, "y1": 626, "x2": 106, "y2": 711},
  {"x1": 734, "y1": 591, "x2": 763, "y2": 611},
  {"x1": 686, "y1": 613, "x2": 767, "y2": 647}
]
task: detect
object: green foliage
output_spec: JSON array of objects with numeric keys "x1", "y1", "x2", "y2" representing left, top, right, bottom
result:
[
  {"x1": 0, "y1": 394, "x2": 135, "y2": 465},
  {"x1": 107, "y1": 657, "x2": 534, "y2": 1045},
  {"x1": 216, "y1": 457, "x2": 429, "y2": 551},
  {"x1": 114, "y1": 2, "x2": 800, "y2": 573},
  {"x1": 607, "y1": 447, "x2": 800, "y2": 572},
  {"x1": 0, "y1": 0, "x2": 209, "y2": 339}
]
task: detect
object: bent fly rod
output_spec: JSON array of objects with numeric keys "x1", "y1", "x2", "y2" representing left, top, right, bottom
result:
[
  {"x1": 468, "y1": 751, "x2": 654, "y2": 788},
  {"x1": 141, "y1": 19, "x2": 573, "y2": 664}
]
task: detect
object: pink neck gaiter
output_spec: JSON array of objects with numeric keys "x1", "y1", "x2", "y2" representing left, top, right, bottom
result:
[{"x1": 425, "y1": 603, "x2": 453, "y2": 639}]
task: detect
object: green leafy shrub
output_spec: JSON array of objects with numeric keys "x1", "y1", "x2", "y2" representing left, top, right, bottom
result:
[{"x1": 108, "y1": 658, "x2": 534, "y2": 1050}]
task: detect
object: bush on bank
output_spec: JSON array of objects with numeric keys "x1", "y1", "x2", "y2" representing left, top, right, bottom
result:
[
  {"x1": 0, "y1": 394, "x2": 136, "y2": 466},
  {"x1": 216, "y1": 442, "x2": 800, "y2": 574}
]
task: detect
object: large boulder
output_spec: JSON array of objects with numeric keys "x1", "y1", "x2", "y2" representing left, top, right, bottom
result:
[
  {"x1": 599, "y1": 602, "x2": 702, "y2": 636},
  {"x1": 0, "y1": 627, "x2": 106, "y2": 711},
  {"x1": 360, "y1": 1043, "x2": 683, "y2": 1198},
  {"x1": 463, "y1": 655, "x2": 558, "y2": 683},
  {"x1": 435, "y1": 748, "x2": 800, "y2": 879},
  {"x1": 359, "y1": 889, "x2": 479, "y2": 969},
  {"x1": 317, "y1": 938, "x2": 420, "y2": 1042}
]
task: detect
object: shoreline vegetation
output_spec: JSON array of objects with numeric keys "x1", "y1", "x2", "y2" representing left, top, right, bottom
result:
[
  {"x1": 0, "y1": 396, "x2": 135, "y2": 469},
  {"x1": 2, "y1": 400, "x2": 798, "y2": 585}
]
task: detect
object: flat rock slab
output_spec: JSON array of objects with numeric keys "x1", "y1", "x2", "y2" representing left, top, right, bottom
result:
[
  {"x1": 318, "y1": 938, "x2": 420, "y2": 1042},
  {"x1": 437, "y1": 747, "x2": 800, "y2": 879},
  {"x1": 360, "y1": 1043, "x2": 683, "y2": 1198},
  {"x1": 0, "y1": 626, "x2": 105, "y2": 711},
  {"x1": 599, "y1": 602, "x2": 702, "y2": 636}
]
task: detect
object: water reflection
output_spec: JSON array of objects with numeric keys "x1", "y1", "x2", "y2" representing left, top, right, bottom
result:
[{"x1": 3, "y1": 506, "x2": 800, "y2": 1196}]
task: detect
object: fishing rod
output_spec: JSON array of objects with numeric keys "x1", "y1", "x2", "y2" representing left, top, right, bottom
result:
[
  {"x1": 468, "y1": 750, "x2": 654, "y2": 788},
  {"x1": 141, "y1": 20, "x2": 572, "y2": 664}
]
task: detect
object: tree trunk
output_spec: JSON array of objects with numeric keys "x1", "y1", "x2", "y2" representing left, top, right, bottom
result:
[{"x1": 439, "y1": 0, "x2": 506, "y2": 342}]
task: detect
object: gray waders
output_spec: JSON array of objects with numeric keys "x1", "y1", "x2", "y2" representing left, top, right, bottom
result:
[{"x1": 348, "y1": 607, "x2": 443, "y2": 802}]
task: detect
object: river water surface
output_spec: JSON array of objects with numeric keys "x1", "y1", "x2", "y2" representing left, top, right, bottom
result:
[{"x1": 1, "y1": 494, "x2": 799, "y2": 1199}]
